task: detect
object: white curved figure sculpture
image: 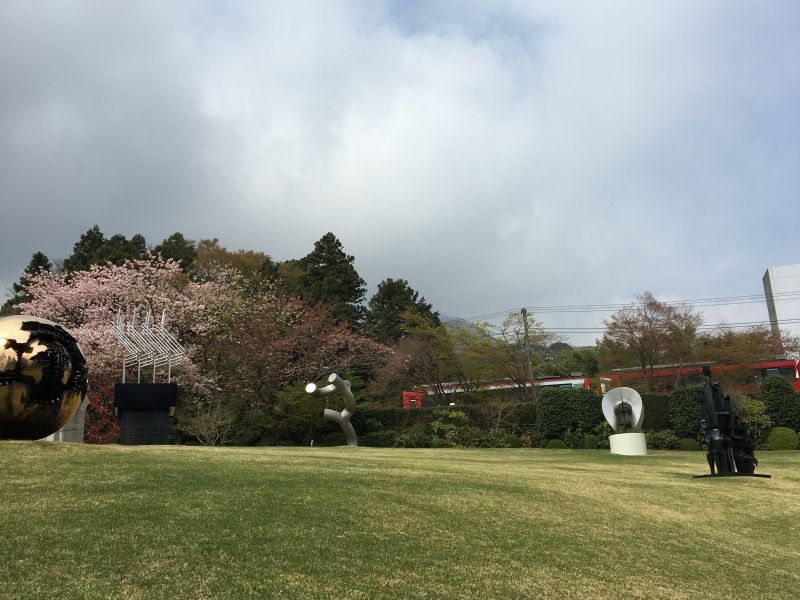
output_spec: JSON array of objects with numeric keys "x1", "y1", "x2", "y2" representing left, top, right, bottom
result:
[
  {"x1": 305, "y1": 373, "x2": 358, "y2": 446},
  {"x1": 602, "y1": 387, "x2": 644, "y2": 432},
  {"x1": 602, "y1": 387, "x2": 647, "y2": 456}
]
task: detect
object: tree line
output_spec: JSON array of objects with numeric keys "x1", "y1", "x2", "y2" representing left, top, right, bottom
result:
[
  {"x1": 2, "y1": 226, "x2": 440, "y2": 341},
  {"x1": 3, "y1": 226, "x2": 444, "y2": 444},
  {"x1": 3, "y1": 226, "x2": 797, "y2": 444},
  {"x1": 598, "y1": 291, "x2": 798, "y2": 391}
]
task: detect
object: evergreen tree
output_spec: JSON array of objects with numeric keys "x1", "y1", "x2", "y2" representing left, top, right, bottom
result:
[
  {"x1": 104, "y1": 233, "x2": 148, "y2": 264},
  {"x1": 155, "y1": 232, "x2": 197, "y2": 272},
  {"x1": 63, "y1": 225, "x2": 149, "y2": 271},
  {"x1": 364, "y1": 278, "x2": 439, "y2": 342},
  {"x1": 298, "y1": 233, "x2": 366, "y2": 324},
  {"x1": 1, "y1": 251, "x2": 53, "y2": 315},
  {"x1": 63, "y1": 225, "x2": 107, "y2": 272}
]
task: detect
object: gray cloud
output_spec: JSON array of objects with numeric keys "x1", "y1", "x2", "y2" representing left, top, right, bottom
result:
[{"x1": 2, "y1": 1, "x2": 798, "y2": 344}]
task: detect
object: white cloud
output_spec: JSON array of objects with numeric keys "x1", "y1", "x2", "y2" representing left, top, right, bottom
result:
[{"x1": 1, "y1": 1, "x2": 798, "y2": 345}]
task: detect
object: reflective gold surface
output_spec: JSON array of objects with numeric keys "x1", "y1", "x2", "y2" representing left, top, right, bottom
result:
[{"x1": 0, "y1": 315, "x2": 88, "y2": 440}]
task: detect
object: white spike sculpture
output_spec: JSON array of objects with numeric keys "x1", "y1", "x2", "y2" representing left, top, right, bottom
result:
[
  {"x1": 305, "y1": 373, "x2": 358, "y2": 447},
  {"x1": 112, "y1": 308, "x2": 186, "y2": 383}
]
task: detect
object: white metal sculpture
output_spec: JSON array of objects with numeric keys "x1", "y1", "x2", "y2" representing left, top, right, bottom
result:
[
  {"x1": 305, "y1": 373, "x2": 358, "y2": 446},
  {"x1": 602, "y1": 387, "x2": 645, "y2": 433},
  {"x1": 112, "y1": 308, "x2": 186, "y2": 383},
  {"x1": 602, "y1": 387, "x2": 647, "y2": 456}
]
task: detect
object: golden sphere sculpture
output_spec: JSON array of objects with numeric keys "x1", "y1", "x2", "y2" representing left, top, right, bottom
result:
[{"x1": 0, "y1": 315, "x2": 88, "y2": 440}]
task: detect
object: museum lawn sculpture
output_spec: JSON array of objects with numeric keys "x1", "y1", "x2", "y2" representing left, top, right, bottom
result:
[
  {"x1": 695, "y1": 366, "x2": 769, "y2": 478},
  {"x1": 601, "y1": 386, "x2": 647, "y2": 455},
  {"x1": 112, "y1": 308, "x2": 185, "y2": 444},
  {"x1": 305, "y1": 373, "x2": 358, "y2": 446},
  {"x1": 0, "y1": 315, "x2": 88, "y2": 440}
]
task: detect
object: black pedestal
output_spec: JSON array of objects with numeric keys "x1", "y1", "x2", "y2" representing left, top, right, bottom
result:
[{"x1": 115, "y1": 383, "x2": 177, "y2": 445}]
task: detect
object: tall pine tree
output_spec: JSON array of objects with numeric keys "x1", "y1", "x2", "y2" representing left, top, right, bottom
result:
[
  {"x1": 154, "y1": 232, "x2": 197, "y2": 272},
  {"x1": 298, "y1": 233, "x2": 366, "y2": 325},
  {"x1": 63, "y1": 225, "x2": 149, "y2": 271},
  {"x1": 63, "y1": 225, "x2": 107, "y2": 272},
  {"x1": 1, "y1": 251, "x2": 53, "y2": 315},
  {"x1": 364, "y1": 278, "x2": 439, "y2": 343}
]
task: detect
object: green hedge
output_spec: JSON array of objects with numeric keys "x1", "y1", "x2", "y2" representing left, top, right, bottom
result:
[
  {"x1": 761, "y1": 376, "x2": 800, "y2": 430},
  {"x1": 583, "y1": 434, "x2": 599, "y2": 449},
  {"x1": 353, "y1": 401, "x2": 537, "y2": 436},
  {"x1": 537, "y1": 388, "x2": 603, "y2": 440},
  {"x1": 646, "y1": 430, "x2": 680, "y2": 450},
  {"x1": 641, "y1": 393, "x2": 671, "y2": 431},
  {"x1": 669, "y1": 386, "x2": 703, "y2": 440}
]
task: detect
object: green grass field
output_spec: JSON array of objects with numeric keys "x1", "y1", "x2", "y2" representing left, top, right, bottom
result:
[{"x1": 1, "y1": 443, "x2": 798, "y2": 599}]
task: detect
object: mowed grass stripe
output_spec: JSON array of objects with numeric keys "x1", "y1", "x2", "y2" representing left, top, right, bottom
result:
[{"x1": 1, "y1": 443, "x2": 798, "y2": 599}]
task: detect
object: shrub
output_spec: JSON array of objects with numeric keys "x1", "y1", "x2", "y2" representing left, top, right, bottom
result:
[
  {"x1": 562, "y1": 428, "x2": 585, "y2": 449},
  {"x1": 731, "y1": 394, "x2": 772, "y2": 447},
  {"x1": 361, "y1": 429, "x2": 400, "y2": 447},
  {"x1": 451, "y1": 425, "x2": 485, "y2": 447},
  {"x1": 669, "y1": 386, "x2": 703, "y2": 440},
  {"x1": 519, "y1": 432, "x2": 541, "y2": 448},
  {"x1": 545, "y1": 439, "x2": 567, "y2": 449},
  {"x1": 230, "y1": 410, "x2": 272, "y2": 446},
  {"x1": 646, "y1": 430, "x2": 680, "y2": 450},
  {"x1": 393, "y1": 423, "x2": 433, "y2": 448},
  {"x1": 583, "y1": 434, "x2": 599, "y2": 449},
  {"x1": 500, "y1": 433, "x2": 524, "y2": 448},
  {"x1": 761, "y1": 376, "x2": 800, "y2": 430},
  {"x1": 678, "y1": 438, "x2": 701, "y2": 451},
  {"x1": 763, "y1": 427, "x2": 799, "y2": 451},
  {"x1": 594, "y1": 422, "x2": 613, "y2": 449},
  {"x1": 314, "y1": 429, "x2": 346, "y2": 446}
]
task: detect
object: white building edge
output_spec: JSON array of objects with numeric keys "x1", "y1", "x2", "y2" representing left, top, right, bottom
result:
[{"x1": 763, "y1": 264, "x2": 800, "y2": 358}]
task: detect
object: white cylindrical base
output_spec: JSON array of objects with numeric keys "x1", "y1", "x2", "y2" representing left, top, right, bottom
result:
[{"x1": 609, "y1": 432, "x2": 648, "y2": 456}]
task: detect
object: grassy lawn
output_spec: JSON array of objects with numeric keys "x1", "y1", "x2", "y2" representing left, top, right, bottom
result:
[{"x1": 1, "y1": 443, "x2": 798, "y2": 599}]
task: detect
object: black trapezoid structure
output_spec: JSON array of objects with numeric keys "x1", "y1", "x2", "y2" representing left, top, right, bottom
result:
[
  {"x1": 694, "y1": 365, "x2": 770, "y2": 479},
  {"x1": 115, "y1": 383, "x2": 177, "y2": 445}
]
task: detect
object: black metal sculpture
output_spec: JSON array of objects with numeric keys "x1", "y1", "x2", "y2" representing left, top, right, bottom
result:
[{"x1": 695, "y1": 366, "x2": 770, "y2": 478}]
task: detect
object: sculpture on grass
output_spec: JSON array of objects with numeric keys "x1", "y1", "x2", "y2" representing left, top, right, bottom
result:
[
  {"x1": 0, "y1": 315, "x2": 88, "y2": 439},
  {"x1": 305, "y1": 373, "x2": 358, "y2": 446},
  {"x1": 695, "y1": 366, "x2": 769, "y2": 478},
  {"x1": 602, "y1": 386, "x2": 647, "y2": 455}
]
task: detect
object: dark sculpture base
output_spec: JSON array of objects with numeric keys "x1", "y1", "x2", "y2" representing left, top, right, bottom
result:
[
  {"x1": 693, "y1": 473, "x2": 771, "y2": 479},
  {"x1": 115, "y1": 383, "x2": 177, "y2": 445}
]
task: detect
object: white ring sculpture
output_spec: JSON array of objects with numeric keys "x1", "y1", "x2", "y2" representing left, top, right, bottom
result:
[{"x1": 305, "y1": 373, "x2": 358, "y2": 447}]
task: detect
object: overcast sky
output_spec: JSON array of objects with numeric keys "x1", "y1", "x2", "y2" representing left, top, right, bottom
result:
[{"x1": 2, "y1": 1, "x2": 799, "y2": 345}]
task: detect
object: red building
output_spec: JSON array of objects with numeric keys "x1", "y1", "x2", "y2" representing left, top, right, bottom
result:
[{"x1": 402, "y1": 391, "x2": 424, "y2": 409}]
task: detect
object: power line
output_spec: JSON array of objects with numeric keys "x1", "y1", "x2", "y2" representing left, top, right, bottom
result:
[
  {"x1": 448, "y1": 314, "x2": 800, "y2": 339},
  {"x1": 536, "y1": 318, "x2": 800, "y2": 335},
  {"x1": 449, "y1": 289, "x2": 800, "y2": 324},
  {"x1": 468, "y1": 318, "x2": 800, "y2": 340}
]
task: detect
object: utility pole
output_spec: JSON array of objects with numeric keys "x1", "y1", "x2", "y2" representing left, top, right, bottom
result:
[{"x1": 521, "y1": 307, "x2": 536, "y2": 401}]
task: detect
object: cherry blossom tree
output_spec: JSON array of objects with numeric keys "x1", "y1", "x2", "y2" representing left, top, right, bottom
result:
[
  {"x1": 19, "y1": 256, "x2": 395, "y2": 445},
  {"x1": 19, "y1": 256, "x2": 219, "y2": 442}
]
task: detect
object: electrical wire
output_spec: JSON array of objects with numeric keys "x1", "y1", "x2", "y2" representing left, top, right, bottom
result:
[
  {"x1": 443, "y1": 289, "x2": 800, "y2": 341},
  {"x1": 452, "y1": 289, "x2": 800, "y2": 323}
]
